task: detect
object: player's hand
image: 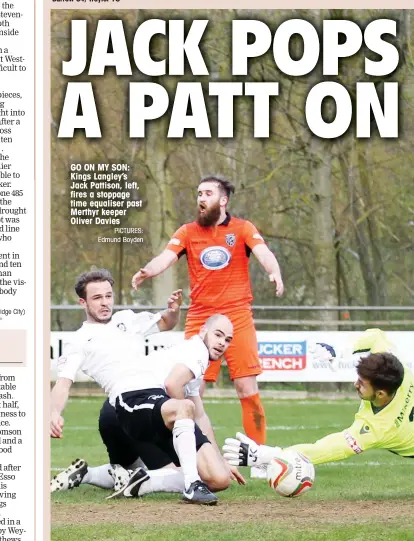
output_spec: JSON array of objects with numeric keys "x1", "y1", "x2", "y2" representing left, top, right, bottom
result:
[
  {"x1": 50, "y1": 412, "x2": 64, "y2": 438},
  {"x1": 308, "y1": 342, "x2": 338, "y2": 372},
  {"x1": 167, "y1": 289, "x2": 183, "y2": 312},
  {"x1": 131, "y1": 268, "x2": 150, "y2": 290},
  {"x1": 229, "y1": 465, "x2": 246, "y2": 485},
  {"x1": 222, "y1": 432, "x2": 259, "y2": 467},
  {"x1": 269, "y1": 274, "x2": 284, "y2": 297}
]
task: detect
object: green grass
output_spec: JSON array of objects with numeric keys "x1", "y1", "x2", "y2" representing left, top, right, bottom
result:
[
  {"x1": 51, "y1": 397, "x2": 414, "y2": 540},
  {"x1": 51, "y1": 523, "x2": 414, "y2": 541}
]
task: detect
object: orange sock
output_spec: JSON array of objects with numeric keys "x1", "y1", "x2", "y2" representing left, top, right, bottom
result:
[{"x1": 240, "y1": 393, "x2": 266, "y2": 445}]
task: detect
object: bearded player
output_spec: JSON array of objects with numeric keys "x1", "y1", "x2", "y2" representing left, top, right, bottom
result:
[{"x1": 132, "y1": 175, "x2": 284, "y2": 477}]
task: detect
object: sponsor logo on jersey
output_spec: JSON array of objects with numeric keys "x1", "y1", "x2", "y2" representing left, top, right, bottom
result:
[
  {"x1": 359, "y1": 425, "x2": 370, "y2": 435},
  {"x1": 344, "y1": 430, "x2": 362, "y2": 454},
  {"x1": 258, "y1": 341, "x2": 307, "y2": 371},
  {"x1": 225, "y1": 233, "x2": 236, "y2": 247},
  {"x1": 117, "y1": 323, "x2": 126, "y2": 332},
  {"x1": 147, "y1": 394, "x2": 165, "y2": 401},
  {"x1": 200, "y1": 246, "x2": 231, "y2": 270},
  {"x1": 395, "y1": 383, "x2": 414, "y2": 427}
]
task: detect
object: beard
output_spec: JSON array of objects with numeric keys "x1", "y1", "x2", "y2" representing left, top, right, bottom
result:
[
  {"x1": 87, "y1": 307, "x2": 112, "y2": 323},
  {"x1": 196, "y1": 201, "x2": 221, "y2": 227},
  {"x1": 203, "y1": 333, "x2": 223, "y2": 361}
]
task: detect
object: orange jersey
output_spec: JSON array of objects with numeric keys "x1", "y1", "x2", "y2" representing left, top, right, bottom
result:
[{"x1": 166, "y1": 214, "x2": 266, "y2": 312}]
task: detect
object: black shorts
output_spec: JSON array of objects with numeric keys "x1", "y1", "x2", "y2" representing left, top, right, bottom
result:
[
  {"x1": 115, "y1": 388, "x2": 172, "y2": 445},
  {"x1": 99, "y1": 398, "x2": 140, "y2": 468},
  {"x1": 100, "y1": 391, "x2": 210, "y2": 469}
]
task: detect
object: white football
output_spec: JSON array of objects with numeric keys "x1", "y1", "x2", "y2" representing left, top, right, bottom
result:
[{"x1": 267, "y1": 449, "x2": 315, "y2": 498}]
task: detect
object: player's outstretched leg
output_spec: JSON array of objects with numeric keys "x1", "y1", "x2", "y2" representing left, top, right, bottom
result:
[
  {"x1": 50, "y1": 458, "x2": 88, "y2": 493},
  {"x1": 161, "y1": 399, "x2": 218, "y2": 505},
  {"x1": 106, "y1": 467, "x2": 149, "y2": 499},
  {"x1": 107, "y1": 464, "x2": 133, "y2": 494}
]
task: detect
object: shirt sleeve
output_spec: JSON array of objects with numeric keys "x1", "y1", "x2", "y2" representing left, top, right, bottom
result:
[
  {"x1": 56, "y1": 340, "x2": 84, "y2": 382},
  {"x1": 243, "y1": 220, "x2": 267, "y2": 250},
  {"x1": 184, "y1": 378, "x2": 202, "y2": 397},
  {"x1": 286, "y1": 416, "x2": 381, "y2": 465},
  {"x1": 165, "y1": 224, "x2": 187, "y2": 256},
  {"x1": 178, "y1": 339, "x2": 209, "y2": 380},
  {"x1": 128, "y1": 310, "x2": 162, "y2": 337}
]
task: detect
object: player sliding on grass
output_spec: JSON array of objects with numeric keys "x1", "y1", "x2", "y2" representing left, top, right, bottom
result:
[
  {"x1": 50, "y1": 269, "x2": 237, "y2": 505},
  {"x1": 51, "y1": 269, "x2": 243, "y2": 504},
  {"x1": 51, "y1": 316, "x2": 245, "y2": 498},
  {"x1": 223, "y1": 329, "x2": 414, "y2": 469}
]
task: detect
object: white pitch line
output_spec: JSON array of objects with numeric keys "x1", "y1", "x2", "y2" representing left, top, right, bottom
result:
[
  {"x1": 214, "y1": 424, "x2": 343, "y2": 431},
  {"x1": 203, "y1": 400, "x2": 353, "y2": 406},
  {"x1": 63, "y1": 424, "x2": 343, "y2": 431},
  {"x1": 67, "y1": 399, "x2": 355, "y2": 406}
]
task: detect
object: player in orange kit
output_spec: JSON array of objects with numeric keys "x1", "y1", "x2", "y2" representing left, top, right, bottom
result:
[{"x1": 132, "y1": 175, "x2": 284, "y2": 476}]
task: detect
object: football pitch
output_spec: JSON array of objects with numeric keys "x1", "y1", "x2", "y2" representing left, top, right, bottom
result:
[{"x1": 51, "y1": 396, "x2": 414, "y2": 541}]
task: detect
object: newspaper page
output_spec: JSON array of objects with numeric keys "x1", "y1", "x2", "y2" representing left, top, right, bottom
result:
[
  {"x1": 0, "y1": 0, "x2": 35, "y2": 540},
  {"x1": 44, "y1": 2, "x2": 414, "y2": 540}
]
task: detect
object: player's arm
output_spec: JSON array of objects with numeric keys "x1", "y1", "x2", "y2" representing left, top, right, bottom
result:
[
  {"x1": 223, "y1": 418, "x2": 380, "y2": 467},
  {"x1": 132, "y1": 226, "x2": 188, "y2": 289},
  {"x1": 189, "y1": 394, "x2": 247, "y2": 485},
  {"x1": 252, "y1": 244, "x2": 284, "y2": 296},
  {"x1": 286, "y1": 427, "x2": 369, "y2": 465},
  {"x1": 157, "y1": 289, "x2": 183, "y2": 332},
  {"x1": 51, "y1": 342, "x2": 83, "y2": 438},
  {"x1": 131, "y1": 250, "x2": 178, "y2": 289},
  {"x1": 189, "y1": 395, "x2": 219, "y2": 450},
  {"x1": 50, "y1": 377, "x2": 73, "y2": 438},
  {"x1": 164, "y1": 363, "x2": 195, "y2": 399},
  {"x1": 286, "y1": 415, "x2": 381, "y2": 464}
]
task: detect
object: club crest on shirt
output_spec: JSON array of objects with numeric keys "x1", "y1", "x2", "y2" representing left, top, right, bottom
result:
[{"x1": 225, "y1": 233, "x2": 236, "y2": 247}]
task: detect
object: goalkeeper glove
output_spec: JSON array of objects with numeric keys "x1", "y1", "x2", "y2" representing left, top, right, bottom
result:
[{"x1": 222, "y1": 432, "x2": 280, "y2": 467}]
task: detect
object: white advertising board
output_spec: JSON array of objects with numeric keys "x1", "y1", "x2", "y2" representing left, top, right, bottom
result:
[{"x1": 50, "y1": 331, "x2": 414, "y2": 383}]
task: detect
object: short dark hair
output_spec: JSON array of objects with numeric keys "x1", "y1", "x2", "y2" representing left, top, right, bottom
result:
[
  {"x1": 356, "y1": 352, "x2": 404, "y2": 395},
  {"x1": 200, "y1": 174, "x2": 235, "y2": 199},
  {"x1": 75, "y1": 269, "x2": 114, "y2": 300}
]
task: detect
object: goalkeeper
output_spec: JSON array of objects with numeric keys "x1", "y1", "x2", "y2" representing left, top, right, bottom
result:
[{"x1": 223, "y1": 329, "x2": 414, "y2": 467}]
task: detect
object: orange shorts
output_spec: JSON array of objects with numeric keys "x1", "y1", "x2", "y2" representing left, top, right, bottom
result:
[{"x1": 184, "y1": 308, "x2": 262, "y2": 382}]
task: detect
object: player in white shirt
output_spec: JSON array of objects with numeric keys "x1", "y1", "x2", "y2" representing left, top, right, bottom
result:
[
  {"x1": 51, "y1": 267, "x2": 182, "y2": 491},
  {"x1": 103, "y1": 317, "x2": 246, "y2": 500},
  {"x1": 51, "y1": 269, "x2": 239, "y2": 505},
  {"x1": 52, "y1": 319, "x2": 246, "y2": 498},
  {"x1": 50, "y1": 269, "x2": 235, "y2": 505},
  {"x1": 52, "y1": 322, "x2": 245, "y2": 499}
]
